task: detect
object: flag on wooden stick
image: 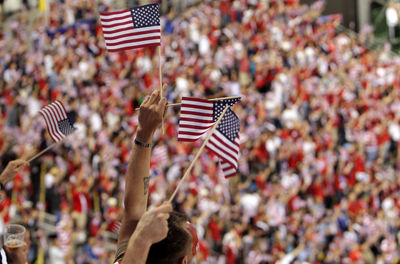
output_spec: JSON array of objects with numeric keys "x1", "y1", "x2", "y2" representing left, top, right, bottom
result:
[
  {"x1": 206, "y1": 108, "x2": 240, "y2": 178},
  {"x1": 177, "y1": 97, "x2": 240, "y2": 142},
  {"x1": 99, "y1": 3, "x2": 161, "y2": 52},
  {"x1": 40, "y1": 101, "x2": 75, "y2": 143},
  {"x1": 177, "y1": 97, "x2": 241, "y2": 177}
]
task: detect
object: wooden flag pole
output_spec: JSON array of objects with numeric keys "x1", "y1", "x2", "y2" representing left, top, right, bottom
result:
[
  {"x1": 26, "y1": 143, "x2": 57, "y2": 163},
  {"x1": 159, "y1": 46, "x2": 165, "y2": 134},
  {"x1": 168, "y1": 105, "x2": 230, "y2": 202},
  {"x1": 134, "y1": 96, "x2": 242, "y2": 111},
  {"x1": 208, "y1": 95, "x2": 241, "y2": 101}
]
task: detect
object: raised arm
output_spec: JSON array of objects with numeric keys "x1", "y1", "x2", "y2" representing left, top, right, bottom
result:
[
  {"x1": 117, "y1": 86, "x2": 167, "y2": 245},
  {"x1": 122, "y1": 203, "x2": 172, "y2": 264}
]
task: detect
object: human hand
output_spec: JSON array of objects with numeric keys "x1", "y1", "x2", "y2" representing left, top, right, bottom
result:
[
  {"x1": 133, "y1": 202, "x2": 172, "y2": 245},
  {"x1": 136, "y1": 84, "x2": 168, "y2": 143},
  {"x1": 0, "y1": 159, "x2": 29, "y2": 184},
  {"x1": 5, "y1": 241, "x2": 28, "y2": 264}
]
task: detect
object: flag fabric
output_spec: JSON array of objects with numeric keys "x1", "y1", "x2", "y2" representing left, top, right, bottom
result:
[
  {"x1": 151, "y1": 144, "x2": 169, "y2": 169},
  {"x1": 177, "y1": 97, "x2": 240, "y2": 142},
  {"x1": 40, "y1": 101, "x2": 75, "y2": 143},
  {"x1": 206, "y1": 108, "x2": 240, "y2": 178},
  {"x1": 99, "y1": 3, "x2": 161, "y2": 52}
]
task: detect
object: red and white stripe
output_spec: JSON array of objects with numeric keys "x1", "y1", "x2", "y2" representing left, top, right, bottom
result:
[
  {"x1": 178, "y1": 98, "x2": 215, "y2": 142},
  {"x1": 206, "y1": 130, "x2": 240, "y2": 178},
  {"x1": 39, "y1": 100, "x2": 69, "y2": 143},
  {"x1": 151, "y1": 144, "x2": 169, "y2": 168},
  {"x1": 109, "y1": 221, "x2": 121, "y2": 234},
  {"x1": 56, "y1": 215, "x2": 72, "y2": 255},
  {"x1": 99, "y1": 9, "x2": 161, "y2": 52},
  {"x1": 220, "y1": 160, "x2": 237, "y2": 178}
]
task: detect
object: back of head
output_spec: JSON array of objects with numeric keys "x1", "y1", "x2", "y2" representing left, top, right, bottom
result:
[{"x1": 146, "y1": 211, "x2": 192, "y2": 264}]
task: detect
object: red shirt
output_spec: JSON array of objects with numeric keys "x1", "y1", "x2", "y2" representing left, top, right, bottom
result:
[
  {"x1": 72, "y1": 191, "x2": 91, "y2": 213},
  {"x1": 208, "y1": 220, "x2": 222, "y2": 241},
  {"x1": 348, "y1": 199, "x2": 367, "y2": 217},
  {"x1": 0, "y1": 198, "x2": 11, "y2": 223},
  {"x1": 199, "y1": 240, "x2": 209, "y2": 260}
]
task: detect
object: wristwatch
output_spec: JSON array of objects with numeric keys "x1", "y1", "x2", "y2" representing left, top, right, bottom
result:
[{"x1": 134, "y1": 138, "x2": 151, "y2": 148}]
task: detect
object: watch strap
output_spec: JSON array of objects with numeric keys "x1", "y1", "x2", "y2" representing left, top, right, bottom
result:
[{"x1": 134, "y1": 138, "x2": 151, "y2": 148}]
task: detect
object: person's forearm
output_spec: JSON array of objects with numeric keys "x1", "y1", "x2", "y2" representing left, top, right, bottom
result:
[
  {"x1": 122, "y1": 233, "x2": 152, "y2": 264},
  {"x1": 0, "y1": 170, "x2": 11, "y2": 185},
  {"x1": 118, "y1": 87, "x2": 166, "y2": 244},
  {"x1": 123, "y1": 127, "x2": 153, "y2": 220},
  {"x1": 0, "y1": 160, "x2": 28, "y2": 185}
]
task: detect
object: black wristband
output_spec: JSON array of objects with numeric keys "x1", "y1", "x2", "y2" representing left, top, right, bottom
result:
[{"x1": 134, "y1": 138, "x2": 151, "y2": 148}]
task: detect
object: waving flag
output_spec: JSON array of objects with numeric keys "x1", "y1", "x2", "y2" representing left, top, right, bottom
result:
[
  {"x1": 178, "y1": 97, "x2": 240, "y2": 142},
  {"x1": 151, "y1": 144, "x2": 169, "y2": 169},
  {"x1": 206, "y1": 109, "x2": 240, "y2": 178},
  {"x1": 40, "y1": 101, "x2": 75, "y2": 142},
  {"x1": 99, "y1": 3, "x2": 161, "y2": 52}
]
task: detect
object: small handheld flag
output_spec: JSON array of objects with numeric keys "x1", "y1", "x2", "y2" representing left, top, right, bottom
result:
[
  {"x1": 177, "y1": 97, "x2": 240, "y2": 142},
  {"x1": 206, "y1": 108, "x2": 240, "y2": 178},
  {"x1": 99, "y1": 3, "x2": 161, "y2": 52},
  {"x1": 39, "y1": 100, "x2": 75, "y2": 143},
  {"x1": 26, "y1": 101, "x2": 75, "y2": 163},
  {"x1": 169, "y1": 105, "x2": 232, "y2": 202}
]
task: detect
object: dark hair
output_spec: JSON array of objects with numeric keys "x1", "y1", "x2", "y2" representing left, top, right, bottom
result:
[{"x1": 146, "y1": 211, "x2": 192, "y2": 264}]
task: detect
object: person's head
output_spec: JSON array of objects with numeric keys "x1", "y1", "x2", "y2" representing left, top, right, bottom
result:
[{"x1": 146, "y1": 211, "x2": 198, "y2": 264}]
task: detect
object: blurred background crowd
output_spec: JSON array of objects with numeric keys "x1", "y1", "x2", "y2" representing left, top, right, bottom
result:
[{"x1": 2, "y1": 0, "x2": 400, "y2": 263}]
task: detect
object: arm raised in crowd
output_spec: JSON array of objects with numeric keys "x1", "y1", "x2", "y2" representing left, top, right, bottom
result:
[
  {"x1": 117, "y1": 86, "x2": 167, "y2": 244},
  {"x1": 122, "y1": 202, "x2": 172, "y2": 264}
]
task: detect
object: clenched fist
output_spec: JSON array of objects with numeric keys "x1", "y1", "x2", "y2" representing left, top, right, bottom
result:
[{"x1": 136, "y1": 84, "x2": 168, "y2": 143}]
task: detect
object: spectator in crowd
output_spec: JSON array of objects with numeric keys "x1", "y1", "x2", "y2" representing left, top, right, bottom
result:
[
  {"x1": 120, "y1": 203, "x2": 172, "y2": 264},
  {"x1": 386, "y1": 2, "x2": 399, "y2": 40},
  {"x1": 4, "y1": 0, "x2": 400, "y2": 263},
  {"x1": 115, "y1": 87, "x2": 197, "y2": 264}
]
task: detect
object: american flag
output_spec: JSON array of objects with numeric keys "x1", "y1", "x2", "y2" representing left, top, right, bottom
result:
[
  {"x1": 40, "y1": 101, "x2": 75, "y2": 143},
  {"x1": 206, "y1": 108, "x2": 240, "y2": 178},
  {"x1": 99, "y1": 3, "x2": 161, "y2": 52},
  {"x1": 177, "y1": 97, "x2": 240, "y2": 142},
  {"x1": 151, "y1": 144, "x2": 169, "y2": 169}
]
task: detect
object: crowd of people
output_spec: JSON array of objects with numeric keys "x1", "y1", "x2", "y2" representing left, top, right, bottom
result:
[{"x1": 2, "y1": 0, "x2": 400, "y2": 263}]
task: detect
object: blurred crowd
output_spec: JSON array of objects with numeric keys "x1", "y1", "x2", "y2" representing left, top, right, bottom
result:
[{"x1": 2, "y1": 0, "x2": 400, "y2": 263}]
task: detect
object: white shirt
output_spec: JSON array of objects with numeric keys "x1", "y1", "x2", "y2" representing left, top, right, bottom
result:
[
  {"x1": 49, "y1": 245, "x2": 66, "y2": 264},
  {"x1": 240, "y1": 193, "x2": 260, "y2": 219},
  {"x1": 386, "y1": 6, "x2": 399, "y2": 27},
  {"x1": 0, "y1": 248, "x2": 8, "y2": 264}
]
